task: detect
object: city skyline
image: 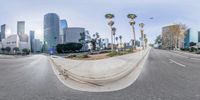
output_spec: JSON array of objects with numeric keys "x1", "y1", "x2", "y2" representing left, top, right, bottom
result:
[{"x1": 0, "y1": 0, "x2": 200, "y2": 43}]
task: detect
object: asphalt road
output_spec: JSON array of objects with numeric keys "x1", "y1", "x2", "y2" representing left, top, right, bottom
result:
[{"x1": 0, "y1": 49, "x2": 200, "y2": 100}]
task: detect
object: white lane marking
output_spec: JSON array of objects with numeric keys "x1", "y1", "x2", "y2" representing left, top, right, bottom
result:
[
  {"x1": 190, "y1": 58, "x2": 200, "y2": 60},
  {"x1": 169, "y1": 59, "x2": 186, "y2": 67}
]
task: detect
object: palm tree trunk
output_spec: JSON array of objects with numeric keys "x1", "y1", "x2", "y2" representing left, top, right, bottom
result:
[
  {"x1": 132, "y1": 25, "x2": 136, "y2": 50},
  {"x1": 110, "y1": 26, "x2": 113, "y2": 51}
]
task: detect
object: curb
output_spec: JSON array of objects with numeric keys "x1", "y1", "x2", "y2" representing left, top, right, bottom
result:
[{"x1": 50, "y1": 48, "x2": 151, "y2": 84}]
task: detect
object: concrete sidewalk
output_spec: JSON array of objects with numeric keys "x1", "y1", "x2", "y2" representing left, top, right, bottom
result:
[
  {"x1": 0, "y1": 54, "x2": 15, "y2": 59},
  {"x1": 49, "y1": 48, "x2": 151, "y2": 92}
]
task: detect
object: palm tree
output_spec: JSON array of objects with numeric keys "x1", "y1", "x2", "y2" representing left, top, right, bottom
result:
[
  {"x1": 105, "y1": 13, "x2": 115, "y2": 51},
  {"x1": 115, "y1": 37, "x2": 119, "y2": 45},
  {"x1": 119, "y1": 35, "x2": 123, "y2": 50},
  {"x1": 127, "y1": 14, "x2": 137, "y2": 50},
  {"x1": 115, "y1": 37, "x2": 119, "y2": 51},
  {"x1": 112, "y1": 27, "x2": 116, "y2": 46},
  {"x1": 139, "y1": 23, "x2": 145, "y2": 49},
  {"x1": 91, "y1": 33, "x2": 100, "y2": 51}
]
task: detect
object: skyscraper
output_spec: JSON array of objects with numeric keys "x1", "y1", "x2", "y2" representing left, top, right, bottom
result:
[
  {"x1": 44, "y1": 13, "x2": 60, "y2": 52},
  {"x1": 1, "y1": 24, "x2": 11, "y2": 40},
  {"x1": 17, "y1": 21, "x2": 25, "y2": 35},
  {"x1": 29, "y1": 30, "x2": 35, "y2": 52},
  {"x1": 59, "y1": 19, "x2": 68, "y2": 44},
  {"x1": 0, "y1": 32, "x2": 1, "y2": 42},
  {"x1": 17, "y1": 21, "x2": 28, "y2": 42}
]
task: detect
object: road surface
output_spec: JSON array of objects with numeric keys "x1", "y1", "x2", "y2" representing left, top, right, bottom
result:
[{"x1": 0, "y1": 49, "x2": 200, "y2": 100}]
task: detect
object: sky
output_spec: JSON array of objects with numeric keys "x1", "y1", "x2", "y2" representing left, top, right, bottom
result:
[{"x1": 0, "y1": 0, "x2": 200, "y2": 43}]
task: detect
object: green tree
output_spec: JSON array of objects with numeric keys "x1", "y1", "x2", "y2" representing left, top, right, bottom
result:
[
  {"x1": 90, "y1": 33, "x2": 100, "y2": 51},
  {"x1": 5, "y1": 47, "x2": 11, "y2": 53},
  {"x1": 22, "y1": 48, "x2": 30, "y2": 55},
  {"x1": 1, "y1": 48, "x2": 5, "y2": 54},
  {"x1": 56, "y1": 44, "x2": 64, "y2": 53}
]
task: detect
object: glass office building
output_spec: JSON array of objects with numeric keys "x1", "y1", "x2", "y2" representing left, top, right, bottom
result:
[
  {"x1": 59, "y1": 19, "x2": 68, "y2": 44},
  {"x1": 17, "y1": 21, "x2": 28, "y2": 42},
  {"x1": 29, "y1": 30, "x2": 35, "y2": 52},
  {"x1": 184, "y1": 28, "x2": 198, "y2": 48},
  {"x1": 44, "y1": 13, "x2": 60, "y2": 52}
]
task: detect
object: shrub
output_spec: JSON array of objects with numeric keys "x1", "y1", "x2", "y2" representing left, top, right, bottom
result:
[
  {"x1": 126, "y1": 49, "x2": 133, "y2": 53},
  {"x1": 66, "y1": 54, "x2": 77, "y2": 58},
  {"x1": 77, "y1": 54, "x2": 89, "y2": 58},
  {"x1": 56, "y1": 43, "x2": 83, "y2": 53},
  {"x1": 107, "y1": 51, "x2": 118, "y2": 57},
  {"x1": 180, "y1": 48, "x2": 185, "y2": 51},
  {"x1": 196, "y1": 50, "x2": 200, "y2": 54},
  {"x1": 22, "y1": 48, "x2": 30, "y2": 55},
  {"x1": 185, "y1": 48, "x2": 189, "y2": 51},
  {"x1": 189, "y1": 47, "x2": 197, "y2": 52}
]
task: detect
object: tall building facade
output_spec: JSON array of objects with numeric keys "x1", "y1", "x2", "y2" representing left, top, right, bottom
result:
[
  {"x1": 44, "y1": 13, "x2": 60, "y2": 52},
  {"x1": 1, "y1": 24, "x2": 11, "y2": 40},
  {"x1": 32, "y1": 39, "x2": 42, "y2": 53},
  {"x1": 17, "y1": 21, "x2": 28, "y2": 42},
  {"x1": 29, "y1": 31, "x2": 35, "y2": 52},
  {"x1": 198, "y1": 31, "x2": 200, "y2": 43},
  {"x1": 0, "y1": 32, "x2": 1, "y2": 42},
  {"x1": 59, "y1": 19, "x2": 68, "y2": 44},
  {"x1": 184, "y1": 29, "x2": 199, "y2": 48},
  {"x1": 63, "y1": 27, "x2": 85, "y2": 43},
  {"x1": 63, "y1": 27, "x2": 90, "y2": 51},
  {"x1": 162, "y1": 24, "x2": 186, "y2": 49}
]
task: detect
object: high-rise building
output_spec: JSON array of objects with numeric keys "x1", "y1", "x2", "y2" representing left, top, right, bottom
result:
[
  {"x1": 63, "y1": 27, "x2": 85, "y2": 43},
  {"x1": 29, "y1": 31, "x2": 35, "y2": 52},
  {"x1": 44, "y1": 13, "x2": 60, "y2": 52},
  {"x1": 198, "y1": 31, "x2": 200, "y2": 43},
  {"x1": 1, "y1": 24, "x2": 11, "y2": 40},
  {"x1": 17, "y1": 21, "x2": 28, "y2": 42},
  {"x1": 0, "y1": 32, "x2": 1, "y2": 42},
  {"x1": 17, "y1": 21, "x2": 25, "y2": 35},
  {"x1": 63, "y1": 27, "x2": 91, "y2": 51},
  {"x1": 59, "y1": 19, "x2": 68, "y2": 44},
  {"x1": 32, "y1": 39, "x2": 42, "y2": 53}
]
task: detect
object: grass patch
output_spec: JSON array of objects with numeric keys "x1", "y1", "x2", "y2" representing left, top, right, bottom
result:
[{"x1": 107, "y1": 49, "x2": 134, "y2": 57}]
